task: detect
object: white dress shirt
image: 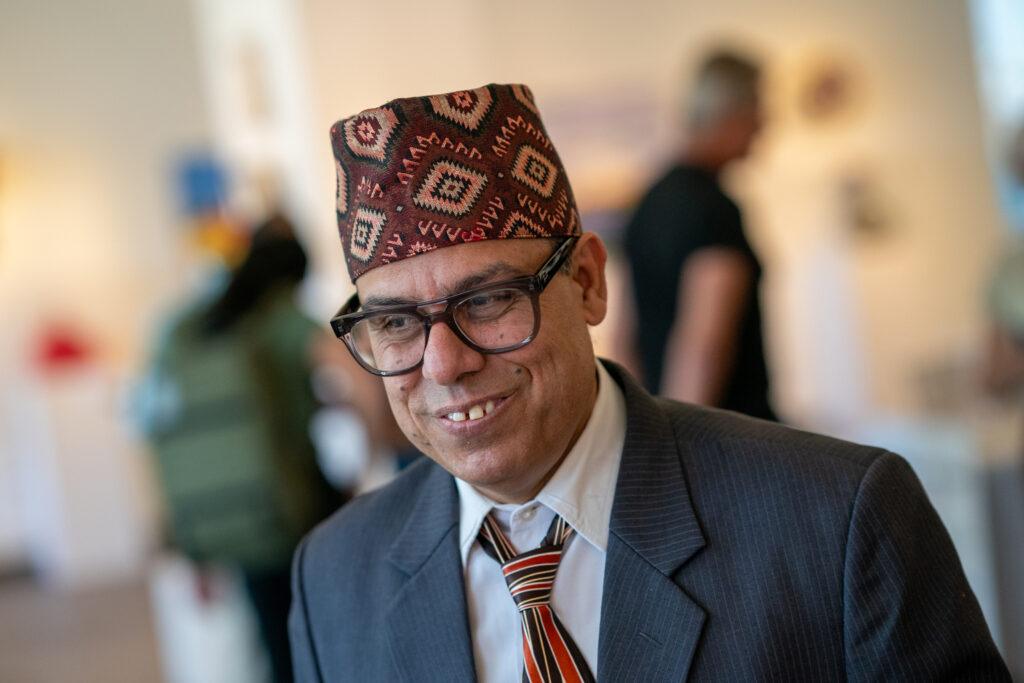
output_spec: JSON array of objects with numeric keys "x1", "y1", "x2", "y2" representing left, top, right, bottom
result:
[{"x1": 455, "y1": 361, "x2": 627, "y2": 683}]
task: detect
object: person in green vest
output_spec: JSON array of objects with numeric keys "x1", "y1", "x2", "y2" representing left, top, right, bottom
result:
[{"x1": 143, "y1": 211, "x2": 342, "y2": 683}]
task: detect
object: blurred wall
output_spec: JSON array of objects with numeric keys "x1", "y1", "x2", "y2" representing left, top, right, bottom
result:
[
  {"x1": 0, "y1": 0, "x2": 209, "y2": 357},
  {"x1": 298, "y1": 0, "x2": 1001, "y2": 427},
  {"x1": 0, "y1": 0, "x2": 208, "y2": 577}
]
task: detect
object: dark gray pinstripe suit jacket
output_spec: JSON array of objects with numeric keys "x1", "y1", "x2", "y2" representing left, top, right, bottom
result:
[{"x1": 289, "y1": 360, "x2": 1010, "y2": 681}]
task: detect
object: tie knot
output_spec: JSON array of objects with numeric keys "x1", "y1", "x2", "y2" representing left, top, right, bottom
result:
[
  {"x1": 477, "y1": 512, "x2": 575, "y2": 612},
  {"x1": 501, "y1": 546, "x2": 563, "y2": 611}
]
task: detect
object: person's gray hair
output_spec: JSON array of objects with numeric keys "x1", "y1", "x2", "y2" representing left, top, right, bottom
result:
[{"x1": 685, "y1": 51, "x2": 761, "y2": 130}]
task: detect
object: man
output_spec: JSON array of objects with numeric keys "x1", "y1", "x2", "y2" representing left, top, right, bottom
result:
[
  {"x1": 290, "y1": 83, "x2": 1009, "y2": 681},
  {"x1": 623, "y1": 51, "x2": 774, "y2": 420}
]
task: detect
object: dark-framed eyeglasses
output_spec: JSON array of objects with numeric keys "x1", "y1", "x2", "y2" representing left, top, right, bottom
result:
[{"x1": 330, "y1": 236, "x2": 579, "y2": 377}]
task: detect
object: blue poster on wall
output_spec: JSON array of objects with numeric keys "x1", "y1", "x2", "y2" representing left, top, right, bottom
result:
[{"x1": 176, "y1": 154, "x2": 227, "y2": 218}]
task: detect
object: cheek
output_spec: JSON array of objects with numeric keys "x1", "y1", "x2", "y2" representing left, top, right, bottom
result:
[{"x1": 383, "y1": 380, "x2": 416, "y2": 429}]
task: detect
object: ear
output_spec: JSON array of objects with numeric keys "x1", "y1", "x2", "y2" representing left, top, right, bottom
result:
[{"x1": 571, "y1": 232, "x2": 609, "y2": 326}]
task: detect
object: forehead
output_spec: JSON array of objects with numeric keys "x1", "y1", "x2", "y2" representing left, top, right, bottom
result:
[{"x1": 355, "y1": 238, "x2": 552, "y2": 304}]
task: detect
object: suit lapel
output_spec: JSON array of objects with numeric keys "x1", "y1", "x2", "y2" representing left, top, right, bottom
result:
[
  {"x1": 598, "y1": 362, "x2": 707, "y2": 682},
  {"x1": 385, "y1": 464, "x2": 477, "y2": 682}
]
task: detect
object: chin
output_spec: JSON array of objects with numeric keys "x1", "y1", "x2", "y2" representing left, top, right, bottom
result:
[
  {"x1": 444, "y1": 446, "x2": 530, "y2": 490},
  {"x1": 450, "y1": 449, "x2": 516, "y2": 482}
]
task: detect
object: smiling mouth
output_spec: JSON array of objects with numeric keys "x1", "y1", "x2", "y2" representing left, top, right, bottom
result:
[{"x1": 445, "y1": 399, "x2": 497, "y2": 422}]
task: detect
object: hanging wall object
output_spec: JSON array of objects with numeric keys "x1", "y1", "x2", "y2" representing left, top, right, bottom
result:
[{"x1": 795, "y1": 54, "x2": 863, "y2": 126}]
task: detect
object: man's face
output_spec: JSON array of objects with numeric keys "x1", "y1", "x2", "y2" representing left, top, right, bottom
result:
[
  {"x1": 721, "y1": 99, "x2": 764, "y2": 161},
  {"x1": 354, "y1": 234, "x2": 608, "y2": 503}
]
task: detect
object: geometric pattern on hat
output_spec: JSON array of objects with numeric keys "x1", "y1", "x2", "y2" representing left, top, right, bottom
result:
[
  {"x1": 425, "y1": 86, "x2": 496, "y2": 134},
  {"x1": 349, "y1": 207, "x2": 387, "y2": 264},
  {"x1": 510, "y1": 84, "x2": 539, "y2": 115},
  {"x1": 501, "y1": 211, "x2": 551, "y2": 239},
  {"x1": 335, "y1": 159, "x2": 350, "y2": 216},
  {"x1": 510, "y1": 145, "x2": 558, "y2": 198},
  {"x1": 329, "y1": 83, "x2": 582, "y2": 282},
  {"x1": 342, "y1": 107, "x2": 404, "y2": 164},
  {"x1": 412, "y1": 159, "x2": 489, "y2": 218}
]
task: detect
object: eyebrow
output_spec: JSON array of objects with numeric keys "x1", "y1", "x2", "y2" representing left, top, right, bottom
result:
[{"x1": 361, "y1": 261, "x2": 527, "y2": 309}]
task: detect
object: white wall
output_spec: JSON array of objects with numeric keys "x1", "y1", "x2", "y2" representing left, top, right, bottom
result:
[
  {"x1": 0, "y1": 0, "x2": 210, "y2": 342},
  {"x1": 0, "y1": 0, "x2": 209, "y2": 579}
]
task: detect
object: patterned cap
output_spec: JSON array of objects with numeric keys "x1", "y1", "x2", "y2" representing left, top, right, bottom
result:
[{"x1": 330, "y1": 83, "x2": 581, "y2": 281}]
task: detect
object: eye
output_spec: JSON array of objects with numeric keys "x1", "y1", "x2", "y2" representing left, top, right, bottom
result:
[
  {"x1": 368, "y1": 314, "x2": 419, "y2": 338},
  {"x1": 460, "y1": 288, "x2": 522, "y2": 320},
  {"x1": 470, "y1": 291, "x2": 512, "y2": 307}
]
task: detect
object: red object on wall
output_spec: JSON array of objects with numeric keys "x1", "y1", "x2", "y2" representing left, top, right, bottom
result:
[{"x1": 34, "y1": 324, "x2": 94, "y2": 372}]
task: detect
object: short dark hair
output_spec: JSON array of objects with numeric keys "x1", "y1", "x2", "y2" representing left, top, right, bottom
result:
[{"x1": 686, "y1": 50, "x2": 761, "y2": 130}]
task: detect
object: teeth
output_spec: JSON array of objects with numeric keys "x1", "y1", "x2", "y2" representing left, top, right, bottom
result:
[{"x1": 447, "y1": 399, "x2": 498, "y2": 422}]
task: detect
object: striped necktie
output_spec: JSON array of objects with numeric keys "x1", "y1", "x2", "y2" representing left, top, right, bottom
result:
[{"x1": 477, "y1": 512, "x2": 596, "y2": 683}]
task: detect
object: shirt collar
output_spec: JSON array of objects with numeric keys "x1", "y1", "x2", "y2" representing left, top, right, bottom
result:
[{"x1": 455, "y1": 360, "x2": 627, "y2": 565}]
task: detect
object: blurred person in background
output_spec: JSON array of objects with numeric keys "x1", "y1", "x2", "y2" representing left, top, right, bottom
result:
[
  {"x1": 980, "y1": 118, "x2": 1024, "y2": 680},
  {"x1": 622, "y1": 49, "x2": 775, "y2": 420},
  {"x1": 309, "y1": 332, "x2": 421, "y2": 492},
  {"x1": 985, "y1": 251, "x2": 1024, "y2": 397},
  {"x1": 985, "y1": 122, "x2": 1024, "y2": 397},
  {"x1": 140, "y1": 212, "x2": 342, "y2": 683}
]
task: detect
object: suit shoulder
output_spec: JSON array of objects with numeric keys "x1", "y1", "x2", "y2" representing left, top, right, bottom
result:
[
  {"x1": 656, "y1": 401, "x2": 903, "y2": 563},
  {"x1": 659, "y1": 398, "x2": 887, "y2": 489}
]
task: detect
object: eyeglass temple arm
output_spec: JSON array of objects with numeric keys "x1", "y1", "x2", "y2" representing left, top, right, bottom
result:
[{"x1": 536, "y1": 237, "x2": 577, "y2": 286}]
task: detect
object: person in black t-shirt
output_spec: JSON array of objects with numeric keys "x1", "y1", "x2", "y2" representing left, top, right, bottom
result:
[{"x1": 621, "y1": 50, "x2": 775, "y2": 420}]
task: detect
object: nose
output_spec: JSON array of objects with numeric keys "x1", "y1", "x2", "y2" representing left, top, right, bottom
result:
[{"x1": 420, "y1": 321, "x2": 485, "y2": 385}]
